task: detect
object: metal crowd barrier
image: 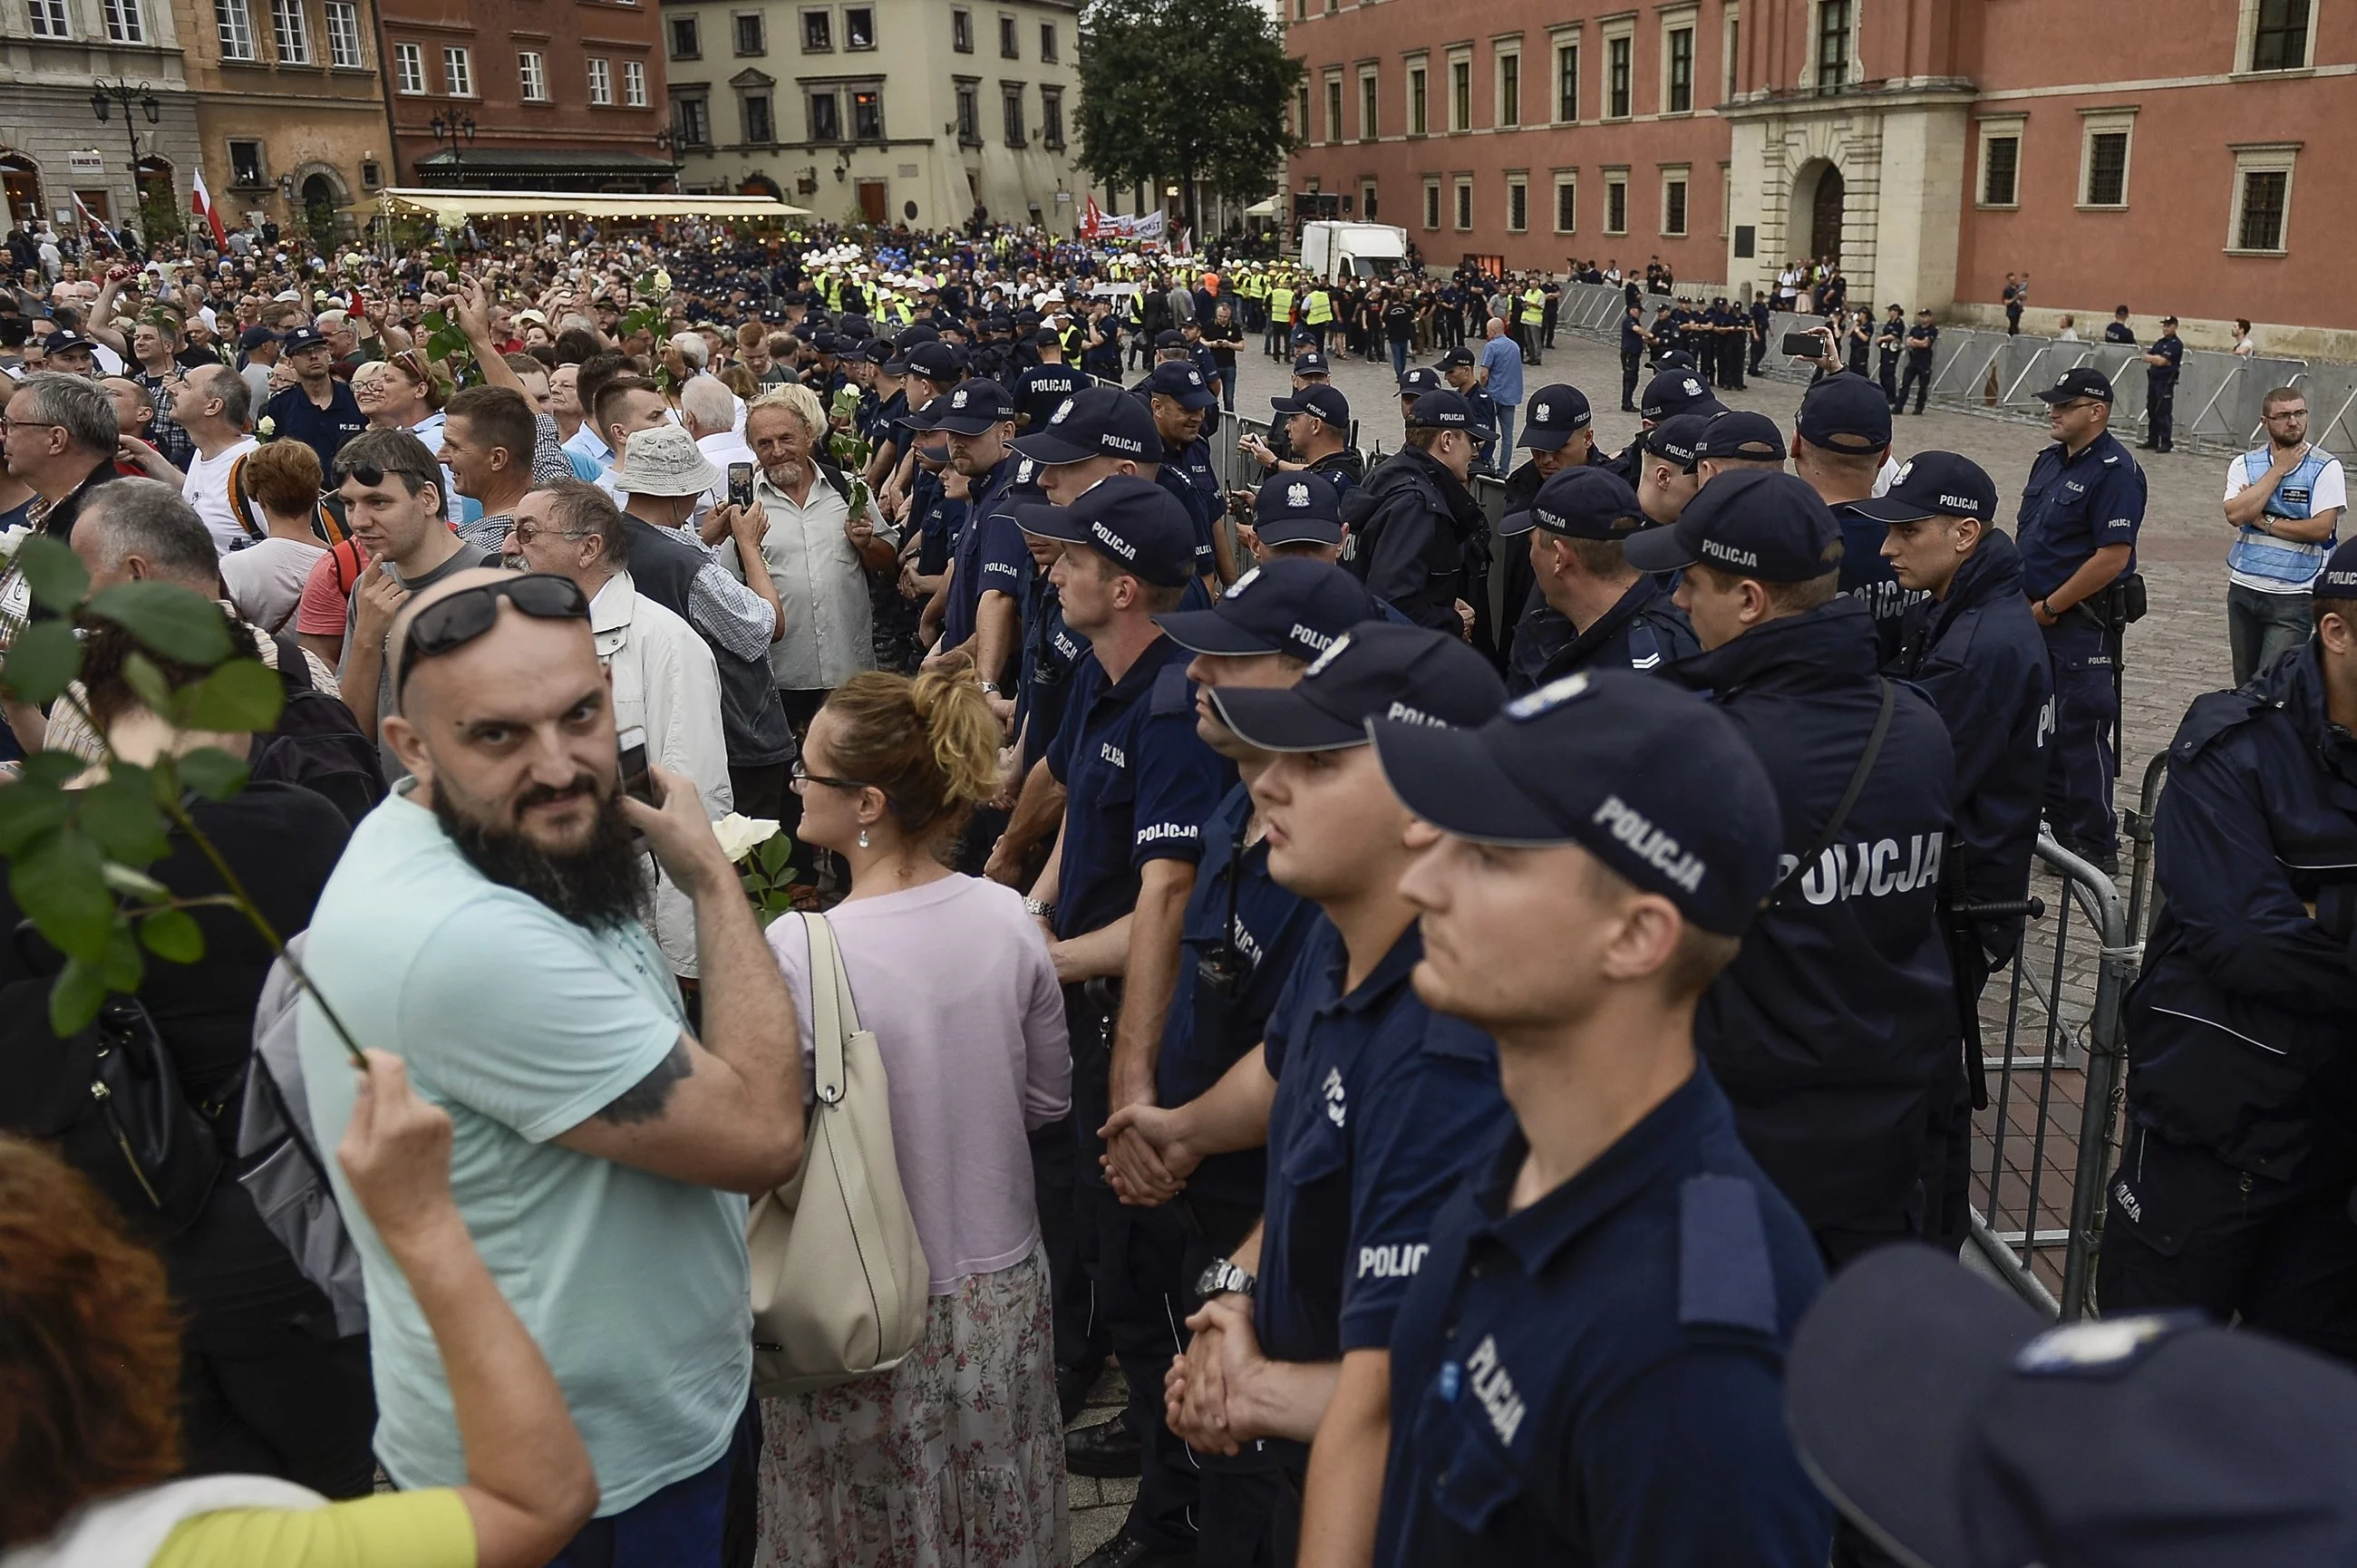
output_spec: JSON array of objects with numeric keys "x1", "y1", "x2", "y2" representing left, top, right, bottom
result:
[
  {"x1": 2122, "y1": 751, "x2": 2172, "y2": 949},
  {"x1": 1965, "y1": 835, "x2": 2137, "y2": 1320}
]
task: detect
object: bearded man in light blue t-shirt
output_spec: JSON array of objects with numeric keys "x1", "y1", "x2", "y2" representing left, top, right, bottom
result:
[{"x1": 299, "y1": 566, "x2": 805, "y2": 1568}]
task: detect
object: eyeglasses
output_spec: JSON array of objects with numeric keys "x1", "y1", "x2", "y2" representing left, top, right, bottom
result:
[
  {"x1": 509, "y1": 519, "x2": 589, "y2": 548},
  {"x1": 393, "y1": 574, "x2": 590, "y2": 697},
  {"x1": 790, "y1": 758, "x2": 875, "y2": 794},
  {"x1": 2266, "y1": 410, "x2": 2309, "y2": 421},
  {"x1": 2, "y1": 418, "x2": 63, "y2": 433}
]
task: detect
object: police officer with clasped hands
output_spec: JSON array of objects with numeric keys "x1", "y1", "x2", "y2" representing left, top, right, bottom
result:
[
  {"x1": 2020, "y1": 366, "x2": 2147, "y2": 875},
  {"x1": 1342, "y1": 391, "x2": 1494, "y2": 641},
  {"x1": 1499, "y1": 467, "x2": 1697, "y2": 693},
  {"x1": 2100, "y1": 538, "x2": 2357, "y2": 1365},
  {"x1": 1364, "y1": 668, "x2": 1833, "y2": 1568},
  {"x1": 1627, "y1": 471, "x2": 1957, "y2": 1265}
]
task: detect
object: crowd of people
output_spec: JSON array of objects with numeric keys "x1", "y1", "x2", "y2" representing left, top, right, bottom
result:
[{"x1": 1, "y1": 215, "x2": 2354, "y2": 1568}]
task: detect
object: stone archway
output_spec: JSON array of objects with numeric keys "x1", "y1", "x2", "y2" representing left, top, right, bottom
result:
[{"x1": 1790, "y1": 157, "x2": 1843, "y2": 266}]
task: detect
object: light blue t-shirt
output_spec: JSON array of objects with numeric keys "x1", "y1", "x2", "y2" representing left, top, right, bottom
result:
[
  {"x1": 1479, "y1": 334, "x2": 1524, "y2": 408},
  {"x1": 297, "y1": 789, "x2": 751, "y2": 1515}
]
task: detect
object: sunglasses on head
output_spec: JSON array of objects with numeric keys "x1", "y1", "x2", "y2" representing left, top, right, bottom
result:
[{"x1": 393, "y1": 574, "x2": 590, "y2": 698}]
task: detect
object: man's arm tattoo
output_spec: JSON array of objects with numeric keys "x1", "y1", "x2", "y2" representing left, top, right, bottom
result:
[{"x1": 595, "y1": 1039, "x2": 694, "y2": 1125}]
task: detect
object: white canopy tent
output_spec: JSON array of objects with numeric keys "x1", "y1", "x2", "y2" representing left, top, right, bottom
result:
[{"x1": 370, "y1": 188, "x2": 811, "y2": 221}]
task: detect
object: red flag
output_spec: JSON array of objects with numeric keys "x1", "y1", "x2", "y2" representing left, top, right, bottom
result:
[{"x1": 190, "y1": 167, "x2": 228, "y2": 247}]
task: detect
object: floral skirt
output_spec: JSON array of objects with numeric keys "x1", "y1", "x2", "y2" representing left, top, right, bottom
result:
[{"x1": 753, "y1": 1245, "x2": 1069, "y2": 1568}]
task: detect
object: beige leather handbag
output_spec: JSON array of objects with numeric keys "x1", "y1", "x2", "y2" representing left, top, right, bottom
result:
[{"x1": 746, "y1": 911, "x2": 930, "y2": 1397}]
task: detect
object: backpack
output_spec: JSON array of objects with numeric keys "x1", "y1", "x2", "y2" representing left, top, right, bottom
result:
[
  {"x1": 226, "y1": 455, "x2": 354, "y2": 548},
  {"x1": 235, "y1": 934, "x2": 367, "y2": 1339},
  {"x1": 251, "y1": 634, "x2": 386, "y2": 827}
]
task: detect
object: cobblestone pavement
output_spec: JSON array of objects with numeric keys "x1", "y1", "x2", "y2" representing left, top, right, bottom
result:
[{"x1": 1066, "y1": 1368, "x2": 1138, "y2": 1560}]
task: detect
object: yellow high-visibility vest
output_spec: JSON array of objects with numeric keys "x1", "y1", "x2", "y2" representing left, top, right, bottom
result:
[
  {"x1": 1520, "y1": 287, "x2": 1545, "y2": 324},
  {"x1": 1269, "y1": 286, "x2": 1295, "y2": 323},
  {"x1": 1302, "y1": 289, "x2": 1333, "y2": 325}
]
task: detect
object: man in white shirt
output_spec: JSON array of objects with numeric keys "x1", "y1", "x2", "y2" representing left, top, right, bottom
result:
[
  {"x1": 174, "y1": 364, "x2": 261, "y2": 554},
  {"x1": 679, "y1": 373, "x2": 755, "y2": 522},
  {"x1": 737, "y1": 385, "x2": 884, "y2": 727},
  {"x1": 504, "y1": 478, "x2": 732, "y2": 977}
]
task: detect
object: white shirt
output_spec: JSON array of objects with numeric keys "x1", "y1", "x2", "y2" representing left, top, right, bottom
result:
[
  {"x1": 694, "y1": 429, "x2": 757, "y2": 520},
  {"x1": 741, "y1": 470, "x2": 875, "y2": 692},
  {"x1": 591, "y1": 569, "x2": 732, "y2": 976},
  {"x1": 181, "y1": 435, "x2": 261, "y2": 554}
]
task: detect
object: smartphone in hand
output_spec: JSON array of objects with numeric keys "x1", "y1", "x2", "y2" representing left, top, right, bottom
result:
[
  {"x1": 727, "y1": 461, "x2": 755, "y2": 509},
  {"x1": 617, "y1": 726, "x2": 658, "y2": 807}
]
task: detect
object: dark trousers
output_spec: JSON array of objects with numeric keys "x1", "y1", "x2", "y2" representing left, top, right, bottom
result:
[
  {"x1": 1896, "y1": 360, "x2": 1931, "y2": 413},
  {"x1": 729, "y1": 761, "x2": 790, "y2": 823},
  {"x1": 2148, "y1": 379, "x2": 2176, "y2": 450},
  {"x1": 1033, "y1": 1112, "x2": 1101, "y2": 1376},
  {"x1": 2042, "y1": 615, "x2": 2120, "y2": 862},
  {"x1": 1168, "y1": 1194, "x2": 1288, "y2": 1568},
  {"x1": 548, "y1": 1399, "x2": 762, "y2": 1568},
  {"x1": 1878, "y1": 355, "x2": 1899, "y2": 405},
  {"x1": 2100, "y1": 1124, "x2": 2357, "y2": 1365},
  {"x1": 180, "y1": 1331, "x2": 376, "y2": 1497},
  {"x1": 1918, "y1": 1061, "x2": 1976, "y2": 1258},
  {"x1": 1619, "y1": 349, "x2": 1642, "y2": 411},
  {"x1": 1750, "y1": 334, "x2": 1768, "y2": 374}
]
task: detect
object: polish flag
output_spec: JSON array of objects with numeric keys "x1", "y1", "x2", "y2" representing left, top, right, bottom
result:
[{"x1": 190, "y1": 167, "x2": 228, "y2": 248}]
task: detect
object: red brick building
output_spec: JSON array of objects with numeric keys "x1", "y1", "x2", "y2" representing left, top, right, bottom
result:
[
  {"x1": 1285, "y1": 0, "x2": 2351, "y2": 351},
  {"x1": 377, "y1": 0, "x2": 673, "y2": 188}
]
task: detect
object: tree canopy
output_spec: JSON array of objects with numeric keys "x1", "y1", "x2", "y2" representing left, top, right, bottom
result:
[{"x1": 1075, "y1": 0, "x2": 1303, "y2": 227}]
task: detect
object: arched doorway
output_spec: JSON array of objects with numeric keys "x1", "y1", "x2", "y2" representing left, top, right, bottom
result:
[
  {"x1": 0, "y1": 152, "x2": 42, "y2": 235},
  {"x1": 296, "y1": 166, "x2": 348, "y2": 252},
  {"x1": 1790, "y1": 158, "x2": 1844, "y2": 266}
]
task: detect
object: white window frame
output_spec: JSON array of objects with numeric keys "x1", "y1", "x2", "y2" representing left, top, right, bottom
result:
[
  {"x1": 2235, "y1": 0, "x2": 2317, "y2": 74},
  {"x1": 1359, "y1": 63, "x2": 1378, "y2": 140},
  {"x1": 1324, "y1": 69, "x2": 1343, "y2": 145},
  {"x1": 1600, "y1": 16, "x2": 1634, "y2": 121},
  {"x1": 103, "y1": 0, "x2": 145, "y2": 44},
  {"x1": 1404, "y1": 53, "x2": 1429, "y2": 136},
  {"x1": 1719, "y1": 160, "x2": 1731, "y2": 235},
  {"x1": 227, "y1": 138, "x2": 266, "y2": 187},
  {"x1": 1452, "y1": 173, "x2": 1472, "y2": 232},
  {"x1": 519, "y1": 49, "x2": 546, "y2": 100},
  {"x1": 393, "y1": 40, "x2": 424, "y2": 93},
  {"x1": 1603, "y1": 166, "x2": 1629, "y2": 234},
  {"x1": 216, "y1": 0, "x2": 256, "y2": 59},
  {"x1": 2226, "y1": 140, "x2": 2299, "y2": 255},
  {"x1": 1553, "y1": 170, "x2": 1576, "y2": 233},
  {"x1": 1421, "y1": 176, "x2": 1440, "y2": 231},
  {"x1": 443, "y1": 44, "x2": 473, "y2": 97},
  {"x1": 624, "y1": 60, "x2": 647, "y2": 106},
  {"x1": 2077, "y1": 106, "x2": 2136, "y2": 209},
  {"x1": 1447, "y1": 46, "x2": 1472, "y2": 132},
  {"x1": 270, "y1": 0, "x2": 309, "y2": 63},
  {"x1": 1550, "y1": 27, "x2": 1580, "y2": 123},
  {"x1": 27, "y1": 0, "x2": 68, "y2": 37},
  {"x1": 587, "y1": 56, "x2": 612, "y2": 103},
  {"x1": 1660, "y1": 162, "x2": 1690, "y2": 235},
  {"x1": 1359, "y1": 178, "x2": 1377, "y2": 220},
  {"x1": 1659, "y1": 6, "x2": 1697, "y2": 116},
  {"x1": 1975, "y1": 113, "x2": 2024, "y2": 209},
  {"x1": 1722, "y1": 5, "x2": 1739, "y2": 102},
  {"x1": 1505, "y1": 170, "x2": 1528, "y2": 233},
  {"x1": 1802, "y1": 0, "x2": 1859, "y2": 93},
  {"x1": 1494, "y1": 35, "x2": 1521, "y2": 129},
  {"x1": 324, "y1": 0, "x2": 361, "y2": 66}
]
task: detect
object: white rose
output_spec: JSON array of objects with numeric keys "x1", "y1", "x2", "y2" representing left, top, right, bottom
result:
[{"x1": 712, "y1": 812, "x2": 783, "y2": 864}]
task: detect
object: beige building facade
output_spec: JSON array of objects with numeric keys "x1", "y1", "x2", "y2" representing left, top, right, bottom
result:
[
  {"x1": 2, "y1": 0, "x2": 202, "y2": 245},
  {"x1": 660, "y1": 0, "x2": 1085, "y2": 231}
]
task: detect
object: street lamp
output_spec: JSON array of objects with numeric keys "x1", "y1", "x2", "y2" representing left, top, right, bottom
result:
[
  {"x1": 652, "y1": 125, "x2": 686, "y2": 191},
  {"x1": 89, "y1": 78, "x2": 160, "y2": 242},
  {"x1": 427, "y1": 109, "x2": 477, "y2": 182}
]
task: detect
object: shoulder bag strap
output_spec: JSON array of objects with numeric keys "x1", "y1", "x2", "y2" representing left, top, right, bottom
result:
[
  {"x1": 1767, "y1": 677, "x2": 1896, "y2": 906},
  {"x1": 800, "y1": 911, "x2": 856, "y2": 1106}
]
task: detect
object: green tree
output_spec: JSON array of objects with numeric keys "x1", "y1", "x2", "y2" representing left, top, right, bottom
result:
[{"x1": 1076, "y1": 0, "x2": 1301, "y2": 235}]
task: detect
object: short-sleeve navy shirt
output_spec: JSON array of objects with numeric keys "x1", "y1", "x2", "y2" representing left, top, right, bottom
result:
[
  {"x1": 2016, "y1": 429, "x2": 2147, "y2": 600},
  {"x1": 264, "y1": 380, "x2": 367, "y2": 471},
  {"x1": 1375, "y1": 1068, "x2": 1831, "y2": 1568},
  {"x1": 1044, "y1": 634, "x2": 1233, "y2": 941},
  {"x1": 941, "y1": 454, "x2": 1030, "y2": 656},
  {"x1": 1256, "y1": 920, "x2": 1508, "y2": 1368},
  {"x1": 1155, "y1": 782, "x2": 1322, "y2": 1206},
  {"x1": 2148, "y1": 333, "x2": 2184, "y2": 383}
]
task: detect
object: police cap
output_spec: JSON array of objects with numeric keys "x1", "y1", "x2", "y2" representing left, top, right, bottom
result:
[
  {"x1": 1518, "y1": 384, "x2": 1594, "y2": 450},
  {"x1": 926, "y1": 379, "x2": 1016, "y2": 434},
  {"x1": 1145, "y1": 361, "x2": 1217, "y2": 411},
  {"x1": 1370, "y1": 668, "x2": 1781, "y2": 935},
  {"x1": 1848, "y1": 451, "x2": 2000, "y2": 527},
  {"x1": 1397, "y1": 367, "x2": 1446, "y2": 398},
  {"x1": 1210, "y1": 621, "x2": 1504, "y2": 752},
  {"x1": 1640, "y1": 367, "x2": 1724, "y2": 422},
  {"x1": 1010, "y1": 384, "x2": 1159, "y2": 465},
  {"x1": 2036, "y1": 367, "x2": 2116, "y2": 405},
  {"x1": 1499, "y1": 467, "x2": 1645, "y2": 540},
  {"x1": 1797, "y1": 372, "x2": 1893, "y2": 455},
  {"x1": 1249, "y1": 470, "x2": 1347, "y2": 547},
  {"x1": 1641, "y1": 412, "x2": 1712, "y2": 469},
  {"x1": 1270, "y1": 383, "x2": 1350, "y2": 428},
  {"x1": 1692, "y1": 410, "x2": 1787, "y2": 467},
  {"x1": 1155, "y1": 556, "x2": 1372, "y2": 663},
  {"x1": 1014, "y1": 473, "x2": 1197, "y2": 586},
  {"x1": 1292, "y1": 349, "x2": 1332, "y2": 377},
  {"x1": 1408, "y1": 390, "x2": 1495, "y2": 441},
  {"x1": 1622, "y1": 469, "x2": 1841, "y2": 583}
]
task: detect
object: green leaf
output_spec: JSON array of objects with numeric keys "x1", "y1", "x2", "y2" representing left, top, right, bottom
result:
[
  {"x1": 12, "y1": 829, "x2": 113, "y2": 963},
  {"x1": 121, "y1": 651, "x2": 174, "y2": 716},
  {"x1": 99, "y1": 922, "x2": 143, "y2": 992},
  {"x1": 0, "y1": 619, "x2": 82, "y2": 706},
  {"x1": 756, "y1": 833, "x2": 792, "y2": 876},
  {"x1": 0, "y1": 778, "x2": 72, "y2": 857},
  {"x1": 16, "y1": 750, "x2": 84, "y2": 791},
  {"x1": 175, "y1": 747, "x2": 251, "y2": 801},
  {"x1": 75, "y1": 767, "x2": 171, "y2": 864},
  {"x1": 48, "y1": 957, "x2": 107, "y2": 1038},
  {"x1": 139, "y1": 906, "x2": 205, "y2": 963},
  {"x1": 85, "y1": 582, "x2": 235, "y2": 665},
  {"x1": 175, "y1": 658, "x2": 284, "y2": 733},
  {"x1": 14, "y1": 535, "x2": 89, "y2": 614}
]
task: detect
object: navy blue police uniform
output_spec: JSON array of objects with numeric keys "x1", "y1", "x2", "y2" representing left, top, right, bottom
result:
[
  {"x1": 1021, "y1": 476, "x2": 1235, "y2": 1554},
  {"x1": 2019, "y1": 368, "x2": 2147, "y2": 868},
  {"x1": 1896, "y1": 315, "x2": 1938, "y2": 415},
  {"x1": 1363, "y1": 668, "x2": 1834, "y2": 1568},
  {"x1": 263, "y1": 331, "x2": 367, "y2": 469},
  {"x1": 1492, "y1": 385, "x2": 1608, "y2": 681},
  {"x1": 2143, "y1": 322, "x2": 2185, "y2": 452},
  {"x1": 1015, "y1": 356, "x2": 1087, "y2": 430},
  {"x1": 1618, "y1": 306, "x2": 1650, "y2": 411},
  {"x1": 1499, "y1": 464, "x2": 1697, "y2": 695},
  {"x1": 933, "y1": 384, "x2": 1029, "y2": 684},
  {"x1": 1857, "y1": 452, "x2": 2055, "y2": 1256},
  {"x1": 2100, "y1": 550, "x2": 2357, "y2": 1362},
  {"x1": 1627, "y1": 472, "x2": 1958, "y2": 1263},
  {"x1": 1800, "y1": 373, "x2": 1923, "y2": 664},
  {"x1": 1339, "y1": 391, "x2": 1493, "y2": 639}
]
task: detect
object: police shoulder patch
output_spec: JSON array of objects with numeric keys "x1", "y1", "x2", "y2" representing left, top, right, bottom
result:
[
  {"x1": 1149, "y1": 659, "x2": 1196, "y2": 717},
  {"x1": 1676, "y1": 1175, "x2": 1780, "y2": 1336}
]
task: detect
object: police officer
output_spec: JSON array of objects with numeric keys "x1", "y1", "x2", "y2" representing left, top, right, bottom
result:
[
  {"x1": 1117, "y1": 623, "x2": 1511, "y2": 1565},
  {"x1": 1631, "y1": 413, "x2": 1710, "y2": 527},
  {"x1": 1396, "y1": 365, "x2": 1445, "y2": 433},
  {"x1": 1241, "y1": 470, "x2": 1351, "y2": 566},
  {"x1": 2139, "y1": 314, "x2": 2184, "y2": 452},
  {"x1": 929, "y1": 379, "x2": 1028, "y2": 690},
  {"x1": 1608, "y1": 368, "x2": 1725, "y2": 488},
  {"x1": 1500, "y1": 466, "x2": 1699, "y2": 693},
  {"x1": 1863, "y1": 451, "x2": 2055, "y2": 1257},
  {"x1": 1015, "y1": 329, "x2": 1087, "y2": 430},
  {"x1": 2020, "y1": 366, "x2": 2147, "y2": 874},
  {"x1": 1795, "y1": 371, "x2": 1918, "y2": 663},
  {"x1": 1627, "y1": 471, "x2": 1958, "y2": 1263},
  {"x1": 1341, "y1": 390, "x2": 1492, "y2": 638},
  {"x1": 1497, "y1": 385, "x2": 1605, "y2": 681},
  {"x1": 1874, "y1": 305, "x2": 1906, "y2": 408},
  {"x1": 2098, "y1": 538, "x2": 2357, "y2": 1364},
  {"x1": 1365, "y1": 670, "x2": 1833, "y2": 1568},
  {"x1": 1251, "y1": 383, "x2": 1364, "y2": 492},
  {"x1": 1434, "y1": 348, "x2": 1499, "y2": 469},
  {"x1": 2103, "y1": 305, "x2": 2138, "y2": 344},
  {"x1": 1749, "y1": 291, "x2": 1774, "y2": 378},
  {"x1": 1896, "y1": 309, "x2": 1938, "y2": 415},
  {"x1": 1618, "y1": 301, "x2": 1654, "y2": 411},
  {"x1": 1140, "y1": 359, "x2": 1238, "y2": 593},
  {"x1": 1100, "y1": 558, "x2": 1382, "y2": 1564},
  {"x1": 1017, "y1": 475, "x2": 1236, "y2": 1565}
]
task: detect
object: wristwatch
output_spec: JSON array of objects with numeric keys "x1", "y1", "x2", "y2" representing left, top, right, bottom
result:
[
  {"x1": 1024, "y1": 897, "x2": 1057, "y2": 920},
  {"x1": 1197, "y1": 1257, "x2": 1257, "y2": 1300},
  {"x1": 980, "y1": 680, "x2": 1002, "y2": 694}
]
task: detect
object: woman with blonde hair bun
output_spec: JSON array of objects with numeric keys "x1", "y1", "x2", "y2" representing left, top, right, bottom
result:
[{"x1": 755, "y1": 655, "x2": 1073, "y2": 1568}]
